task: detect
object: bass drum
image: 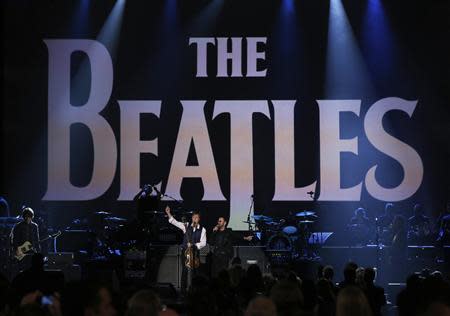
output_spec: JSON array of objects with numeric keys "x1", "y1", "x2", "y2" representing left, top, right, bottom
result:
[
  {"x1": 266, "y1": 233, "x2": 293, "y2": 251},
  {"x1": 282, "y1": 225, "x2": 298, "y2": 235}
]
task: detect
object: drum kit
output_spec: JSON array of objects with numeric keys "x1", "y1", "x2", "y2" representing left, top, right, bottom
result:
[{"x1": 244, "y1": 210, "x2": 320, "y2": 261}]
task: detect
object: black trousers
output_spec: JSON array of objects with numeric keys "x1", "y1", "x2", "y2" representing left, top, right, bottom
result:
[
  {"x1": 180, "y1": 249, "x2": 199, "y2": 293},
  {"x1": 211, "y1": 253, "x2": 231, "y2": 277}
]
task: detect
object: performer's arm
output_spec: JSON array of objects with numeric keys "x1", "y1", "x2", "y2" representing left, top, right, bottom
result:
[
  {"x1": 168, "y1": 216, "x2": 186, "y2": 233},
  {"x1": 11, "y1": 225, "x2": 19, "y2": 249},
  {"x1": 196, "y1": 227, "x2": 207, "y2": 250},
  {"x1": 165, "y1": 206, "x2": 186, "y2": 233},
  {"x1": 225, "y1": 229, "x2": 234, "y2": 248}
]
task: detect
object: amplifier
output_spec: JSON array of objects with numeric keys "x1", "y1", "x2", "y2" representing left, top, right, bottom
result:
[
  {"x1": 124, "y1": 250, "x2": 146, "y2": 279},
  {"x1": 233, "y1": 246, "x2": 268, "y2": 273},
  {"x1": 154, "y1": 245, "x2": 210, "y2": 287},
  {"x1": 56, "y1": 230, "x2": 94, "y2": 253},
  {"x1": 46, "y1": 252, "x2": 74, "y2": 267}
]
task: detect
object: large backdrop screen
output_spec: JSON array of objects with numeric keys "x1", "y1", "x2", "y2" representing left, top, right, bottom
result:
[{"x1": 2, "y1": 0, "x2": 449, "y2": 231}]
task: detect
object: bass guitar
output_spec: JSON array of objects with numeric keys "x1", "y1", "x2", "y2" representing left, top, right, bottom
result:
[{"x1": 15, "y1": 231, "x2": 61, "y2": 261}]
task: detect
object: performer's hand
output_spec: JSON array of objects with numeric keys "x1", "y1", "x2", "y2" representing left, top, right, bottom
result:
[
  {"x1": 243, "y1": 235, "x2": 253, "y2": 241},
  {"x1": 213, "y1": 225, "x2": 219, "y2": 232},
  {"x1": 20, "y1": 290, "x2": 42, "y2": 306},
  {"x1": 187, "y1": 242, "x2": 192, "y2": 248},
  {"x1": 48, "y1": 293, "x2": 62, "y2": 316},
  {"x1": 165, "y1": 206, "x2": 171, "y2": 217}
]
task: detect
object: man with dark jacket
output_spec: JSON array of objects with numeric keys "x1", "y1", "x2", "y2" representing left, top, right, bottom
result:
[
  {"x1": 209, "y1": 216, "x2": 234, "y2": 277},
  {"x1": 11, "y1": 207, "x2": 40, "y2": 270}
]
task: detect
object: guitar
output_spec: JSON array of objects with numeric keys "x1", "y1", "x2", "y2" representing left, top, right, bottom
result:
[{"x1": 15, "y1": 231, "x2": 61, "y2": 261}]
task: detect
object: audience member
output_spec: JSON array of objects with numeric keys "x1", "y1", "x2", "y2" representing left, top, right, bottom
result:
[
  {"x1": 270, "y1": 280, "x2": 304, "y2": 316},
  {"x1": 336, "y1": 286, "x2": 372, "y2": 316},
  {"x1": 363, "y1": 267, "x2": 386, "y2": 316},
  {"x1": 245, "y1": 296, "x2": 277, "y2": 316},
  {"x1": 125, "y1": 289, "x2": 161, "y2": 316},
  {"x1": 1, "y1": 255, "x2": 449, "y2": 316},
  {"x1": 60, "y1": 281, "x2": 116, "y2": 316},
  {"x1": 322, "y1": 265, "x2": 338, "y2": 294},
  {"x1": 316, "y1": 278, "x2": 336, "y2": 316},
  {"x1": 338, "y1": 262, "x2": 357, "y2": 290}
]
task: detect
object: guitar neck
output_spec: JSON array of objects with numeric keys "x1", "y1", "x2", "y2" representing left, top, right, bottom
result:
[{"x1": 39, "y1": 232, "x2": 61, "y2": 243}]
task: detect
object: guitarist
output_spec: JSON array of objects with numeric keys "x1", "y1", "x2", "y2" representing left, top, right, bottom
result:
[{"x1": 11, "y1": 207, "x2": 40, "y2": 267}]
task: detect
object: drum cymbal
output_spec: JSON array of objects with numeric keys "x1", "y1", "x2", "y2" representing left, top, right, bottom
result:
[
  {"x1": 242, "y1": 220, "x2": 256, "y2": 224},
  {"x1": 252, "y1": 215, "x2": 273, "y2": 222},
  {"x1": 295, "y1": 211, "x2": 317, "y2": 218},
  {"x1": 93, "y1": 211, "x2": 112, "y2": 217},
  {"x1": 298, "y1": 220, "x2": 315, "y2": 224},
  {"x1": 104, "y1": 216, "x2": 127, "y2": 223}
]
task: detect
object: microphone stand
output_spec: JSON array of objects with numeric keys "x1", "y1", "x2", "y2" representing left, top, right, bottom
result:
[
  {"x1": 151, "y1": 185, "x2": 183, "y2": 206},
  {"x1": 246, "y1": 195, "x2": 256, "y2": 246},
  {"x1": 247, "y1": 195, "x2": 254, "y2": 231},
  {"x1": 160, "y1": 192, "x2": 183, "y2": 206}
]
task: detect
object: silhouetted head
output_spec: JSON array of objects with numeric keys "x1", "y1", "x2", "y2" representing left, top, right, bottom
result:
[
  {"x1": 270, "y1": 280, "x2": 304, "y2": 314},
  {"x1": 22, "y1": 207, "x2": 34, "y2": 224},
  {"x1": 245, "y1": 296, "x2": 277, "y2": 316},
  {"x1": 336, "y1": 286, "x2": 372, "y2": 316},
  {"x1": 385, "y1": 203, "x2": 394, "y2": 216},
  {"x1": 247, "y1": 264, "x2": 262, "y2": 282},
  {"x1": 343, "y1": 263, "x2": 357, "y2": 283},
  {"x1": 61, "y1": 281, "x2": 116, "y2": 316},
  {"x1": 363, "y1": 267, "x2": 376, "y2": 284},
  {"x1": 355, "y1": 208, "x2": 366, "y2": 218},
  {"x1": 323, "y1": 265, "x2": 335, "y2": 281},
  {"x1": 231, "y1": 257, "x2": 242, "y2": 266},
  {"x1": 126, "y1": 289, "x2": 161, "y2": 316},
  {"x1": 414, "y1": 204, "x2": 423, "y2": 216}
]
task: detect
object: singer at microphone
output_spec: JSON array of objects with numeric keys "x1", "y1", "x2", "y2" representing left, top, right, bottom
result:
[
  {"x1": 165, "y1": 205, "x2": 206, "y2": 293},
  {"x1": 209, "y1": 216, "x2": 233, "y2": 277}
]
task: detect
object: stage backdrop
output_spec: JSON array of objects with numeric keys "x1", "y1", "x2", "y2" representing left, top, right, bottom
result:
[{"x1": 2, "y1": 0, "x2": 449, "y2": 232}]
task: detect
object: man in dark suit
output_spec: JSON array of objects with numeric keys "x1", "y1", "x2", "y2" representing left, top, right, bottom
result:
[{"x1": 209, "y1": 216, "x2": 234, "y2": 277}]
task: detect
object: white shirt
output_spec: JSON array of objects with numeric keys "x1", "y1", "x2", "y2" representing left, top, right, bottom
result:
[{"x1": 168, "y1": 216, "x2": 207, "y2": 250}]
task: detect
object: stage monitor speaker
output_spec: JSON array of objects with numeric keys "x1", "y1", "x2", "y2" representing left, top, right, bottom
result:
[
  {"x1": 233, "y1": 246, "x2": 267, "y2": 273},
  {"x1": 155, "y1": 245, "x2": 210, "y2": 288},
  {"x1": 124, "y1": 250, "x2": 146, "y2": 279},
  {"x1": 56, "y1": 230, "x2": 94, "y2": 253},
  {"x1": 46, "y1": 252, "x2": 74, "y2": 267},
  {"x1": 155, "y1": 245, "x2": 180, "y2": 287}
]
